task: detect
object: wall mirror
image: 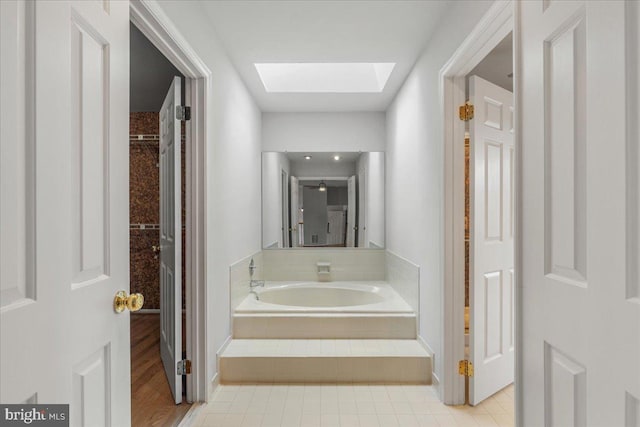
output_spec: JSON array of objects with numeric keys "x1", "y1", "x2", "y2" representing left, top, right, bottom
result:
[{"x1": 262, "y1": 151, "x2": 384, "y2": 249}]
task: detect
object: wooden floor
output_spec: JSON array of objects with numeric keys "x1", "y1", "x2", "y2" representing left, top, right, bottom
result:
[{"x1": 131, "y1": 314, "x2": 191, "y2": 427}]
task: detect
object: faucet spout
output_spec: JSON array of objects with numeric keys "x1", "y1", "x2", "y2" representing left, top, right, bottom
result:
[
  {"x1": 249, "y1": 290, "x2": 260, "y2": 300},
  {"x1": 250, "y1": 279, "x2": 265, "y2": 289}
]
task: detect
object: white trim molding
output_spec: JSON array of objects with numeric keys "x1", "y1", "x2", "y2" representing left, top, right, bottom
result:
[
  {"x1": 130, "y1": 0, "x2": 210, "y2": 403},
  {"x1": 129, "y1": 0, "x2": 211, "y2": 79},
  {"x1": 439, "y1": 0, "x2": 513, "y2": 406},
  {"x1": 512, "y1": 2, "x2": 523, "y2": 424},
  {"x1": 417, "y1": 335, "x2": 438, "y2": 386}
]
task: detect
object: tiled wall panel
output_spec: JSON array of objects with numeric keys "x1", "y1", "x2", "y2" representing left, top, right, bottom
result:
[{"x1": 129, "y1": 112, "x2": 185, "y2": 309}]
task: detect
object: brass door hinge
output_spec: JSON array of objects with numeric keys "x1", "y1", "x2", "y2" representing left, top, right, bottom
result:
[
  {"x1": 458, "y1": 360, "x2": 474, "y2": 377},
  {"x1": 459, "y1": 103, "x2": 474, "y2": 121},
  {"x1": 177, "y1": 359, "x2": 192, "y2": 375}
]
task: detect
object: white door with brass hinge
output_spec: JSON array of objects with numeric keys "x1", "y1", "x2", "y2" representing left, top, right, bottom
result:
[
  {"x1": 468, "y1": 75, "x2": 515, "y2": 405},
  {"x1": 290, "y1": 176, "x2": 299, "y2": 247},
  {"x1": 0, "y1": 0, "x2": 131, "y2": 425},
  {"x1": 518, "y1": 0, "x2": 640, "y2": 425},
  {"x1": 159, "y1": 76, "x2": 183, "y2": 405}
]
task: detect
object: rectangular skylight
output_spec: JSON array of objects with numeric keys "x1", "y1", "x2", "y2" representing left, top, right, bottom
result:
[{"x1": 254, "y1": 62, "x2": 395, "y2": 93}]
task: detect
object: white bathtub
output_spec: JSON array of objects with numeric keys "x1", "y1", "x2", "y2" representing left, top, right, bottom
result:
[{"x1": 235, "y1": 281, "x2": 414, "y2": 314}]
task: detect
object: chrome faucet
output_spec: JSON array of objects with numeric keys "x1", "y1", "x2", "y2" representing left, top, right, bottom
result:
[
  {"x1": 250, "y1": 279, "x2": 265, "y2": 289},
  {"x1": 249, "y1": 258, "x2": 257, "y2": 277},
  {"x1": 248, "y1": 258, "x2": 264, "y2": 298}
]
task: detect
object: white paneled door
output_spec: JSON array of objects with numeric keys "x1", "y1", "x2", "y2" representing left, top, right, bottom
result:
[
  {"x1": 159, "y1": 76, "x2": 183, "y2": 405},
  {"x1": 290, "y1": 176, "x2": 299, "y2": 247},
  {"x1": 519, "y1": 1, "x2": 640, "y2": 425},
  {"x1": 0, "y1": 0, "x2": 130, "y2": 425},
  {"x1": 347, "y1": 175, "x2": 357, "y2": 247},
  {"x1": 327, "y1": 210, "x2": 346, "y2": 246},
  {"x1": 468, "y1": 76, "x2": 514, "y2": 405}
]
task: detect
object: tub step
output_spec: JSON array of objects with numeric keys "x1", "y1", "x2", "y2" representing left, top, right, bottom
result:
[
  {"x1": 219, "y1": 339, "x2": 432, "y2": 384},
  {"x1": 233, "y1": 313, "x2": 416, "y2": 339}
]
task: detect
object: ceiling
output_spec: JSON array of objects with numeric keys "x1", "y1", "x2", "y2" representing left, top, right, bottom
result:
[
  {"x1": 287, "y1": 152, "x2": 361, "y2": 164},
  {"x1": 468, "y1": 32, "x2": 513, "y2": 93},
  {"x1": 200, "y1": 1, "x2": 451, "y2": 112},
  {"x1": 130, "y1": 23, "x2": 184, "y2": 112}
]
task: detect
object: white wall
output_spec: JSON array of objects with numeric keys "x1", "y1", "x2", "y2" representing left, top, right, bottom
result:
[
  {"x1": 385, "y1": 0, "x2": 494, "y2": 387},
  {"x1": 156, "y1": 1, "x2": 263, "y2": 389},
  {"x1": 357, "y1": 153, "x2": 368, "y2": 247},
  {"x1": 262, "y1": 152, "x2": 290, "y2": 248},
  {"x1": 262, "y1": 112, "x2": 386, "y2": 152},
  {"x1": 355, "y1": 152, "x2": 385, "y2": 248},
  {"x1": 367, "y1": 152, "x2": 385, "y2": 248}
]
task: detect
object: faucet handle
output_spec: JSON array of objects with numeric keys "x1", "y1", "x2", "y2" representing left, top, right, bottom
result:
[{"x1": 249, "y1": 258, "x2": 256, "y2": 277}]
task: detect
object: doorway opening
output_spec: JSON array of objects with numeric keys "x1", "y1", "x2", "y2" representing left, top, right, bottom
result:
[
  {"x1": 441, "y1": 0, "x2": 515, "y2": 411},
  {"x1": 129, "y1": 21, "x2": 190, "y2": 426},
  {"x1": 129, "y1": 0, "x2": 211, "y2": 417},
  {"x1": 297, "y1": 178, "x2": 351, "y2": 247},
  {"x1": 463, "y1": 31, "x2": 515, "y2": 407}
]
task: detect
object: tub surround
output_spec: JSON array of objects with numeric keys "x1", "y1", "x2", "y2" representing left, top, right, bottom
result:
[
  {"x1": 262, "y1": 249, "x2": 385, "y2": 282},
  {"x1": 233, "y1": 281, "x2": 416, "y2": 339},
  {"x1": 221, "y1": 248, "x2": 430, "y2": 384},
  {"x1": 385, "y1": 250, "x2": 420, "y2": 318},
  {"x1": 220, "y1": 339, "x2": 430, "y2": 384},
  {"x1": 233, "y1": 314, "x2": 417, "y2": 340},
  {"x1": 236, "y1": 282, "x2": 412, "y2": 314}
]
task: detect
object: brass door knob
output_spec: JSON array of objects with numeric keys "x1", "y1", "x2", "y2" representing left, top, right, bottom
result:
[{"x1": 113, "y1": 290, "x2": 144, "y2": 313}]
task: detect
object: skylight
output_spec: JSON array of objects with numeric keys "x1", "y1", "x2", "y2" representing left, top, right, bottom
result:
[{"x1": 254, "y1": 62, "x2": 395, "y2": 93}]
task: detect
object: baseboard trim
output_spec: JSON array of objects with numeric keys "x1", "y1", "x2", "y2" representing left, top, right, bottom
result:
[
  {"x1": 417, "y1": 335, "x2": 439, "y2": 390},
  {"x1": 217, "y1": 335, "x2": 233, "y2": 357},
  {"x1": 417, "y1": 335, "x2": 435, "y2": 356},
  {"x1": 215, "y1": 335, "x2": 233, "y2": 383},
  {"x1": 208, "y1": 373, "x2": 220, "y2": 402},
  {"x1": 432, "y1": 372, "x2": 440, "y2": 387}
]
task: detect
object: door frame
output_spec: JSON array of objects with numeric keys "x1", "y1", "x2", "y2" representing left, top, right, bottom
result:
[
  {"x1": 281, "y1": 169, "x2": 289, "y2": 248},
  {"x1": 439, "y1": 0, "x2": 517, "y2": 408},
  {"x1": 130, "y1": 0, "x2": 210, "y2": 403}
]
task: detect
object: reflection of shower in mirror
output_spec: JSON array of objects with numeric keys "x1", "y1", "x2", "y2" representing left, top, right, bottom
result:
[{"x1": 262, "y1": 151, "x2": 385, "y2": 249}]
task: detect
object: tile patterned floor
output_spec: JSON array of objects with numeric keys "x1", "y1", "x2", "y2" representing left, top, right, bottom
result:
[{"x1": 191, "y1": 383, "x2": 514, "y2": 427}]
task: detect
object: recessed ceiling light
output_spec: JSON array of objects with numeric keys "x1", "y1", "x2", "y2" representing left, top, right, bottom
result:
[
  {"x1": 333, "y1": 155, "x2": 340, "y2": 161},
  {"x1": 254, "y1": 63, "x2": 396, "y2": 93},
  {"x1": 304, "y1": 155, "x2": 312, "y2": 160}
]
